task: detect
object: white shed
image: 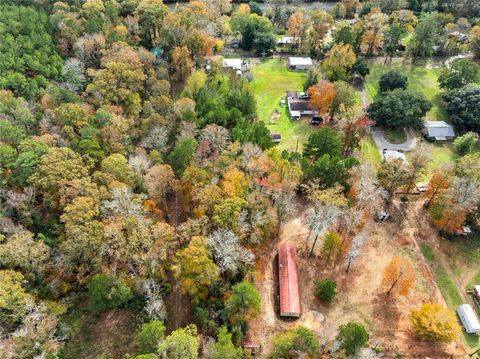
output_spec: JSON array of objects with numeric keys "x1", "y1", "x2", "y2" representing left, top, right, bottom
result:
[
  {"x1": 457, "y1": 304, "x2": 480, "y2": 334},
  {"x1": 222, "y1": 58, "x2": 243, "y2": 71},
  {"x1": 288, "y1": 57, "x2": 313, "y2": 70}
]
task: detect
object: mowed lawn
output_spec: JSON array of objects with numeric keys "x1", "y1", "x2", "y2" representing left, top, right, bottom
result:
[
  {"x1": 251, "y1": 59, "x2": 313, "y2": 151},
  {"x1": 364, "y1": 60, "x2": 447, "y2": 121}
]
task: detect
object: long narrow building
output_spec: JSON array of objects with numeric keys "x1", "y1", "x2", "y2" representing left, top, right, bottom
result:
[{"x1": 278, "y1": 243, "x2": 301, "y2": 318}]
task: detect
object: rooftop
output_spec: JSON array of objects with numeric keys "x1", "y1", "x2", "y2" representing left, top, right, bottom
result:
[
  {"x1": 424, "y1": 120, "x2": 455, "y2": 138},
  {"x1": 278, "y1": 242, "x2": 301, "y2": 317},
  {"x1": 222, "y1": 58, "x2": 242, "y2": 70},
  {"x1": 288, "y1": 57, "x2": 313, "y2": 66}
]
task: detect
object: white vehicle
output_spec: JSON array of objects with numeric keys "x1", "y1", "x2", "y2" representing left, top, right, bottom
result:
[
  {"x1": 375, "y1": 211, "x2": 391, "y2": 222},
  {"x1": 457, "y1": 304, "x2": 480, "y2": 334}
]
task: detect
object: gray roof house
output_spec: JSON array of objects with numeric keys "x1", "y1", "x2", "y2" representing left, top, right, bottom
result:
[
  {"x1": 286, "y1": 91, "x2": 317, "y2": 119},
  {"x1": 423, "y1": 121, "x2": 455, "y2": 141},
  {"x1": 288, "y1": 57, "x2": 313, "y2": 71}
]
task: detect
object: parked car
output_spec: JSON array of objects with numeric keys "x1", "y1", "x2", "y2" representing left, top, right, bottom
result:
[
  {"x1": 310, "y1": 117, "x2": 322, "y2": 126},
  {"x1": 271, "y1": 133, "x2": 281, "y2": 144},
  {"x1": 375, "y1": 211, "x2": 391, "y2": 222}
]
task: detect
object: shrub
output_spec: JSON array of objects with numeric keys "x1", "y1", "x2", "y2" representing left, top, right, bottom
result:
[
  {"x1": 314, "y1": 279, "x2": 337, "y2": 303},
  {"x1": 136, "y1": 320, "x2": 166, "y2": 354},
  {"x1": 453, "y1": 132, "x2": 477, "y2": 156},
  {"x1": 271, "y1": 326, "x2": 320, "y2": 358},
  {"x1": 337, "y1": 321, "x2": 369, "y2": 355},
  {"x1": 379, "y1": 71, "x2": 408, "y2": 93},
  {"x1": 86, "y1": 274, "x2": 133, "y2": 313}
]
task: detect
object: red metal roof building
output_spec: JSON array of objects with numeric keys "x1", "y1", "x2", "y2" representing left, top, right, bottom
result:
[{"x1": 278, "y1": 243, "x2": 301, "y2": 318}]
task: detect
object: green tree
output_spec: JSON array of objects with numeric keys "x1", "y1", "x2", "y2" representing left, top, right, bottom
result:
[
  {"x1": 86, "y1": 274, "x2": 133, "y2": 313},
  {"x1": 168, "y1": 138, "x2": 198, "y2": 175},
  {"x1": 232, "y1": 119, "x2": 274, "y2": 150},
  {"x1": 367, "y1": 89, "x2": 431, "y2": 128},
  {"x1": 329, "y1": 81, "x2": 357, "y2": 121},
  {"x1": 0, "y1": 5, "x2": 63, "y2": 98},
  {"x1": 321, "y1": 43, "x2": 356, "y2": 81},
  {"x1": 383, "y1": 24, "x2": 402, "y2": 63},
  {"x1": 379, "y1": 71, "x2": 408, "y2": 93},
  {"x1": 137, "y1": 320, "x2": 166, "y2": 354},
  {"x1": 157, "y1": 324, "x2": 198, "y2": 359},
  {"x1": 443, "y1": 86, "x2": 480, "y2": 132},
  {"x1": 408, "y1": 12, "x2": 440, "y2": 61},
  {"x1": 211, "y1": 326, "x2": 244, "y2": 359},
  {"x1": 303, "y1": 128, "x2": 342, "y2": 161},
  {"x1": 314, "y1": 279, "x2": 337, "y2": 303},
  {"x1": 337, "y1": 321, "x2": 369, "y2": 355},
  {"x1": 101, "y1": 153, "x2": 135, "y2": 185},
  {"x1": 135, "y1": 0, "x2": 169, "y2": 47},
  {"x1": 321, "y1": 231, "x2": 343, "y2": 261},
  {"x1": 453, "y1": 132, "x2": 478, "y2": 156},
  {"x1": 438, "y1": 59, "x2": 480, "y2": 90},
  {"x1": 225, "y1": 280, "x2": 261, "y2": 324},
  {"x1": 270, "y1": 327, "x2": 320, "y2": 359}
]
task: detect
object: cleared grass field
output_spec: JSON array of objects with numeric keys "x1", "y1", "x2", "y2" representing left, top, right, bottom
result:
[
  {"x1": 251, "y1": 59, "x2": 313, "y2": 151},
  {"x1": 365, "y1": 60, "x2": 447, "y2": 121},
  {"x1": 421, "y1": 242, "x2": 480, "y2": 350}
]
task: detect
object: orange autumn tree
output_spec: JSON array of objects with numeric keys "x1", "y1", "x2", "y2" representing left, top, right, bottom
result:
[
  {"x1": 431, "y1": 206, "x2": 467, "y2": 234},
  {"x1": 423, "y1": 169, "x2": 451, "y2": 208},
  {"x1": 288, "y1": 12, "x2": 305, "y2": 44},
  {"x1": 381, "y1": 256, "x2": 415, "y2": 297},
  {"x1": 308, "y1": 80, "x2": 336, "y2": 119}
]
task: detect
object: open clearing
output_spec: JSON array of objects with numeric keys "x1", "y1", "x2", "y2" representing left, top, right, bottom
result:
[
  {"x1": 251, "y1": 59, "x2": 313, "y2": 151},
  {"x1": 364, "y1": 58, "x2": 447, "y2": 121},
  {"x1": 248, "y1": 199, "x2": 466, "y2": 357}
]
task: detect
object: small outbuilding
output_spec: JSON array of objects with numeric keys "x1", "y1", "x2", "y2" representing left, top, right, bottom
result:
[
  {"x1": 222, "y1": 58, "x2": 243, "y2": 71},
  {"x1": 288, "y1": 57, "x2": 313, "y2": 71},
  {"x1": 457, "y1": 304, "x2": 480, "y2": 334},
  {"x1": 278, "y1": 243, "x2": 301, "y2": 318},
  {"x1": 271, "y1": 133, "x2": 281, "y2": 144},
  {"x1": 423, "y1": 121, "x2": 455, "y2": 142},
  {"x1": 382, "y1": 149, "x2": 408, "y2": 164}
]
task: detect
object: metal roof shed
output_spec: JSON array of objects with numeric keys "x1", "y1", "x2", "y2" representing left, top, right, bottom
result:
[
  {"x1": 278, "y1": 243, "x2": 301, "y2": 318},
  {"x1": 288, "y1": 57, "x2": 313, "y2": 70},
  {"x1": 457, "y1": 304, "x2": 480, "y2": 334}
]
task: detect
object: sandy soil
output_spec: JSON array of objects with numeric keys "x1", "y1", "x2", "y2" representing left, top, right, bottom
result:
[{"x1": 248, "y1": 200, "x2": 466, "y2": 357}]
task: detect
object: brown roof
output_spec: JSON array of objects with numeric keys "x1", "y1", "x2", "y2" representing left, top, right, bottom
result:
[
  {"x1": 288, "y1": 99, "x2": 311, "y2": 112},
  {"x1": 278, "y1": 243, "x2": 301, "y2": 317}
]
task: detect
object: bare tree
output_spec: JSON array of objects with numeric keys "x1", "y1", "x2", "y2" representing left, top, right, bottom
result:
[
  {"x1": 129, "y1": 153, "x2": 152, "y2": 175},
  {"x1": 305, "y1": 204, "x2": 343, "y2": 257},
  {"x1": 207, "y1": 229, "x2": 254, "y2": 273},
  {"x1": 101, "y1": 187, "x2": 145, "y2": 218},
  {"x1": 346, "y1": 232, "x2": 366, "y2": 274},
  {"x1": 144, "y1": 279, "x2": 168, "y2": 321},
  {"x1": 200, "y1": 124, "x2": 231, "y2": 152},
  {"x1": 450, "y1": 176, "x2": 480, "y2": 211},
  {"x1": 401, "y1": 148, "x2": 429, "y2": 200},
  {"x1": 351, "y1": 163, "x2": 387, "y2": 216}
]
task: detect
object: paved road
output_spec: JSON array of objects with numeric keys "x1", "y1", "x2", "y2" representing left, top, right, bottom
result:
[{"x1": 371, "y1": 127, "x2": 417, "y2": 152}]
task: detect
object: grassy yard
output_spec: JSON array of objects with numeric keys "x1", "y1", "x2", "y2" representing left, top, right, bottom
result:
[
  {"x1": 385, "y1": 128, "x2": 407, "y2": 144},
  {"x1": 420, "y1": 241, "x2": 480, "y2": 350},
  {"x1": 364, "y1": 59, "x2": 447, "y2": 121},
  {"x1": 251, "y1": 59, "x2": 313, "y2": 151},
  {"x1": 360, "y1": 135, "x2": 382, "y2": 168}
]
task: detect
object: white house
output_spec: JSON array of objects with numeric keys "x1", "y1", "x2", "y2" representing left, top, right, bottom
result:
[
  {"x1": 288, "y1": 57, "x2": 313, "y2": 70},
  {"x1": 423, "y1": 121, "x2": 455, "y2": 141},
  {"x1": 222, "y1": 58, "x2": 243, "y2": 71},
  {"x1": 278, "y1": 36, "x2": 299, "y2": 46},
  {"x1": 457, "y1": 304, "x2": 480, "y2": 334}
]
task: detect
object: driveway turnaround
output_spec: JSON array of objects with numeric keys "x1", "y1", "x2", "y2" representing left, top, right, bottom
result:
[{"x1": 371, "y1": 127, "x2": 417, "y2": 152}]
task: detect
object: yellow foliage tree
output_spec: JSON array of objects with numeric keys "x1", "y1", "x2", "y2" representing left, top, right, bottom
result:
[
  {"x1": 381, "y1": 256, "x2": 415, "y2": 297},
  {"x1": 411, "y1": 303, "x2": 460, "y2": 342}
]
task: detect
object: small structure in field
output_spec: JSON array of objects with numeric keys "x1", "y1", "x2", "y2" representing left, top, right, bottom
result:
[
  {"x1": 288, "y1": 57, "x2": 313, "y2": 70},
  {"x1": 423, "y1": 121, "x2": 455, "y2": 142},
  {"x1": 457, "y1": 304, "x2": 480, "y2": 334},
  {"x1": 382, "y1": 149, "x2": 408, "y2": 164},
  {"x1": 271, "y1": 132, "x2": 281, "y2": 144},
  {"x1": 222, "y1": 58, "x2": 247, "y2": 75},
  {"x1": 278, "y1": 243, "x2": 301, "y2": 318},
  {"x1": 455, "y1": 226, "x2": 472, "y2": 236},
  {"x1": 278, "y1": 36, "x2": 299, "y2": 46},
  {"x1": 243, "y1": 339, "x2": 261, "y2": 356}
]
